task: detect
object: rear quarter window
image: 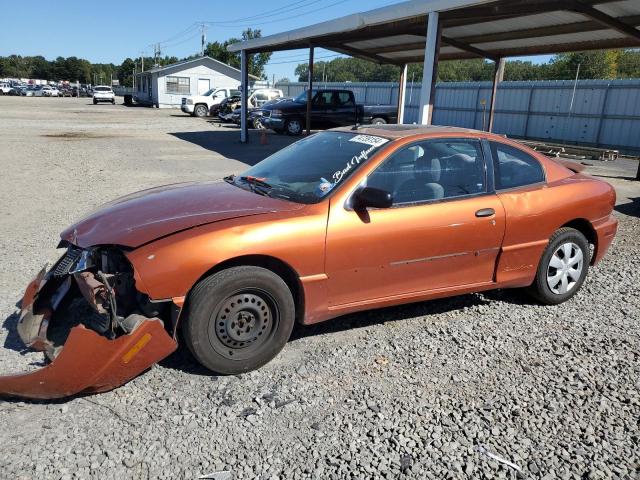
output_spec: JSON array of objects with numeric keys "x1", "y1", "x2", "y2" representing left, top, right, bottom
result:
[{"x1": 490, "y1": 142, "x2": 545, "y2": 190}]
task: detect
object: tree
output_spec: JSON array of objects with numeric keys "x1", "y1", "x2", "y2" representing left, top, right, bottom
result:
[
  {"x1": 549, "y1": 51, "x2": 619, "y2": 80},
  {"x1": 118, "y1": 58, "x2": 136, "y2": 87},
  {"x1": 205, "y1": 28, "x2": 272, "y2": 79}
]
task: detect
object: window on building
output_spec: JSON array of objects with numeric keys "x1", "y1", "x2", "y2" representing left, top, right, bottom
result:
[
  {"x1": 367, "y1": 140, "x2": 486, "y2": 205},
  {"x1": 490, "y1": 142, "x2": 545, "y2": 190},
  {"x1": 166, "y1": 76, "x2": 190, "y2": 94}
]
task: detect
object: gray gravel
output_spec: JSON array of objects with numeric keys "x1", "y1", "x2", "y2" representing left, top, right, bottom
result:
[{"x1": 0, "y1": 96, "x2": 639, "y2": 479}]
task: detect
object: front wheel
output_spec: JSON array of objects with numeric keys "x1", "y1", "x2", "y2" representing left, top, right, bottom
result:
[
  {"x1": 370, "y1": 117, "x2": 387, "y2": 125},
  {"x1": 194, "y1": 104, "x2": 208, "y2": 117},
  {"x1": 527, "y1": 227, "x2": 589, "y2": 305},
  {"x1": 285, "y1": 118, "x2": 303, "y2": 135},
  {"x1": 183, "y1": 266, "x2": 296, "y2": 375}
]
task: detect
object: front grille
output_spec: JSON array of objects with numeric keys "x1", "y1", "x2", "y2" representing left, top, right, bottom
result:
[
  {"x1": 51, "y1": 247, "x2": 83, "y2": 278},
  {"x1": 181, "y1": 98, "x2": 186, "y2": 105}
]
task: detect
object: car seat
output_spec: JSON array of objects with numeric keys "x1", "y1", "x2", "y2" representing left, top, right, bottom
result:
[{"x1": 393, "y1": 150, "x2": 444, "y2": 204}]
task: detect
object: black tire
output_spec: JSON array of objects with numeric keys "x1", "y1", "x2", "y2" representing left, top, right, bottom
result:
[
  {"x1": 183, "y1": 266, "x2": 296, "y2": 375},
  {"x1": 527, "y1": 227, "x2": 589, "y2": 305},
  {"x1": 285, "y1": 118, "x2": 303, "y2": 136},
  {"x1": 194, "y1": 104, "x2": 208, "y2": 117},
  {"x1": 370, "y1": 117, "x2": 387, "y2": 125},
  {"x1": 111, "y1": 99, "x2": 115, "y2": 104}
]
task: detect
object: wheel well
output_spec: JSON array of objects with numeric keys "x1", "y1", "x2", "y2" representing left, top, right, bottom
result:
[
  {"x1": 561, "y1": 218, "x2": 597, "y2": 262},
  {"x1": 191, "y1": 255, "x2": 305, "y2": 323}
]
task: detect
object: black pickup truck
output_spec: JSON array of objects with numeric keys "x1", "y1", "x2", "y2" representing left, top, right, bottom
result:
[{"x1": 260, "y1": 89, "x2": 397, "y2": 135}]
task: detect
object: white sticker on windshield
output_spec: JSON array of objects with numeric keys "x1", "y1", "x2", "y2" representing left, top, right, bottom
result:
[{"x1": 349, "y1": 135, "x2": 389, "y2": 147}]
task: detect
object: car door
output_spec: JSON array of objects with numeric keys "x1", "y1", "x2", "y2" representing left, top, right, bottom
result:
[
  {"x1": 311, "y1": 91, "x2": 333, "y2": 128},
  {"x1": 327, "y1": 91, "x2": 358, "y2": 127},
  {"x1": 325, "y1": 138, "x2": 506, "y2": 307}
]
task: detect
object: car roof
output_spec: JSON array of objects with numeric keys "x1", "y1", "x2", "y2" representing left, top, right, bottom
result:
[{"x1": 331, "y1": 124, "x2": 485, "y2": 139}]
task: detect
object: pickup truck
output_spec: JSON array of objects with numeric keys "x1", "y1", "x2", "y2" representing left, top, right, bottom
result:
[
  {"x1": 181, "y1": 87, "x2": 241, "y2": 117},
  {"x1": 261, "y1": 89, "x2": 397, "y2": 135}
]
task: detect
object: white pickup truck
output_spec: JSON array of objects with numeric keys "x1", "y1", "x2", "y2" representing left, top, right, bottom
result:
[{"x1": 181, "y1": 87, "x2": 241, "y2": 117}]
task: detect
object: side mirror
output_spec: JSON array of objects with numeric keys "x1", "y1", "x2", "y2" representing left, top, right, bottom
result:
[{"x1": 353, "y1": 187, "x2": 393, "y2": 210}]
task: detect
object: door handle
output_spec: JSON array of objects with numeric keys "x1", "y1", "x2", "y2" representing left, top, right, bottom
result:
[{"x1": 475, "y1": 208, "x2": 495, "y2": 217}]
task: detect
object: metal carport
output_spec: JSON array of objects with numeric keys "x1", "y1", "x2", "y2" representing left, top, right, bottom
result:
[{"x1": 228, "y1": 0, "x2": 640, "y2": 143}]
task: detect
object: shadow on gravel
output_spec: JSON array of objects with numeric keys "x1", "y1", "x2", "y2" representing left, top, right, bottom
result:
[
  {"x1": 169, "y1": 130, "x2": 297, "y2": 166},
  {"x1": 2, "y1": 311, "x2": 28, "y2": 354},
  {"x1": 615, "y1": 197, "x2": 640, "y2": 218},
  {"x1": 159, "y1": 288, "x2": 538, "y2": 376},
  {"x1": 290, "y1": 288, "x2": 534, "y2": 342}
]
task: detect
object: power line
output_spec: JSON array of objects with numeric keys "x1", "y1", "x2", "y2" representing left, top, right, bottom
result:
[
  {"x1": 203, "y1": 0, "x2": 323, "y2": 24},
  {"x1": 202, "y1": 0, "x2": 352, "y2": 27}
]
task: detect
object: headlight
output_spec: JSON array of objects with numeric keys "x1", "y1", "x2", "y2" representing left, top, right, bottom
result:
[
  {"x1": 271, "y1": 110, "x2": 282, "y2": 117},
  {"x1": 186, "y1": 99, "x2": 193, "y2": 105}
]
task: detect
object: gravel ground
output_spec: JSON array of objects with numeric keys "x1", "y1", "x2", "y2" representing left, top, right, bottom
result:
[{"x1": 0, "y1": 96, "x2": 638, "y2": 480}]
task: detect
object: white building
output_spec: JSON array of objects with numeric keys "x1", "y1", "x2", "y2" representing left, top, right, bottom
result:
[{"x1": 134, "y1": 56, "x2": 257, "y2": 108}]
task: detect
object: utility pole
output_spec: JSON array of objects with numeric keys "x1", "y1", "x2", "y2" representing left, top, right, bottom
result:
[
  {"x1": 140, "y1": 52, "x2": 145, "y2": 72},
  {"x1": 200, "y1": 24, "x2": 207, "y2": 57}
]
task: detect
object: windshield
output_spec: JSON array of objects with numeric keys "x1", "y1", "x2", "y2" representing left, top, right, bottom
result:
[
  {"x1": 293, "y1": 91, "x2": 310, "y2": 103},
  {"x1": 234, "y1": 131, "x2": 390, "y2": 204},
  {"x1": 202, "y1": 88, "x2": 215, "y2": 96}
]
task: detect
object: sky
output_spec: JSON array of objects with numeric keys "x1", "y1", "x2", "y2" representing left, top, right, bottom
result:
[{"x1": 0, "y1": 0, "x2": 550, "y2": 81}]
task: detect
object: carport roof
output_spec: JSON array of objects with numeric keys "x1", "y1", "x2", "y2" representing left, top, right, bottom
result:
[{"x1": 227, "y1": 0, "x2": 640, "y2": 65}]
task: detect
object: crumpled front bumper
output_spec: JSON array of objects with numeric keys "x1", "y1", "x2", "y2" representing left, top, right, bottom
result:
[{"x1": 0, "y1": 267, "x2": 178, "y2": 400}]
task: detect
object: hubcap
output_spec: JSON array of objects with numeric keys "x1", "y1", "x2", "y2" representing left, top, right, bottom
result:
[
  {"x1": 214, "y1": 293, "x2": 272, "y2": 351},
  {"x1": 546, "y1": 242, "x2": 583, "y2": 294},
  {"x1": 288, "y1": 121, "x2": 301, "y2": 134}
]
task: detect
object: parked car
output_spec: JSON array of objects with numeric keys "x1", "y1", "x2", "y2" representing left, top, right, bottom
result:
[
  {"x1": 217, "y1": 94, "x2": 242, "y2": 121},
  {"x1": 218, "y1": 89, "x2": 285, "y2": 123},
  {"x1": 34, "y1": 85, "x2": 60, "y2": 97},
  {"x1": 92, "y1": 85, "x2": 115, "y2": 104},
  {"x1": 0, "y1": 82, "x2": 12, "y2": 95},
  {"x1": 22, "y1": 86, "x2": 36, "y2": 96},
  {"x1": 59, "y1": 87, "x2": 73, "y2": 97},
  {"x1": 0, "y1": 125, "x2": 618, "y2": 400},
  {"x1": 181, "y1": 88, "x2": 241, "y2": 117},
  {"x1": 262, "y1": 89, "x2": 397, "y2": 135},
  {"x1": 8, "y1": 86, "x2": 25, "y2": 96},
  {"x1": 232, "y1": 97, "x2": 292, "y2": 128}
]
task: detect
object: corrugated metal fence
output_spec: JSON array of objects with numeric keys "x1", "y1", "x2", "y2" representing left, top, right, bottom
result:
[{"x1": 275, "y1": 79, "x2": 640, "y2": 154}]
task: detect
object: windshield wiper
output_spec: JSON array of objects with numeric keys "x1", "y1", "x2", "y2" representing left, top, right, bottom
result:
[{"x1": 239, "y1": 176, "x2": 273, "y2": 197}]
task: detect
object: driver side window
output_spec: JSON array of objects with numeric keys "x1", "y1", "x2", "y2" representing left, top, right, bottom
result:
[{"x1": 367, "y1": 139, "x2": 486, "y2": 205}]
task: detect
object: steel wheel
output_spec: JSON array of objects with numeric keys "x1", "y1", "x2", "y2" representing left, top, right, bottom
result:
[
  {"x1": 546, "y1": 242, "x2": 584, "y2": 294},
  {"x1": 208, "y1": 289, "x2": 279, "y2": 361}
]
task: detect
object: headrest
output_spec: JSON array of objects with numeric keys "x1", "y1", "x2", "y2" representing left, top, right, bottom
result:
[{"x1": 415, "y1": 155, "x2": 441, "y2": 182}]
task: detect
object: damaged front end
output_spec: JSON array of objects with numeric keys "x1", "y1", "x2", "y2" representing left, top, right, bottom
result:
[{"x1": 0, "y1": 245, "x2": 177, "y2": 400}]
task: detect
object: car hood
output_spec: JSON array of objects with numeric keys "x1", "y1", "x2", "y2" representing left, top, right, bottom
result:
[
  {"x1": 264, "y1": 100, "x2": 304, "y2": 111},
  {"x1": 60, "y1": 181, "x2": 304, "y2": 248}
]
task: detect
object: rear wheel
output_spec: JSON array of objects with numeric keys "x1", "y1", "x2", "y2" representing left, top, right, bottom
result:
[
  {"x1": 527, "y1": 227, "x2": 589, "y2": 305},
  {"x1": 183, "y1": 266, "x2": 295, "y2": 374},
  {"x1": 194, "y1": 104, "x2": 208, "y2": 117},
  {"x1": 370, "y1": 117, "x2": 387, "y2": 125}
]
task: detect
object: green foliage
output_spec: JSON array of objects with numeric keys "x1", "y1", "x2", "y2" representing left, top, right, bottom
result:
[
  {"x1": 293, "y1": 49, "x2": 640, "y2": 83},
  {"x1": 204, "y1": 28, "x2": 272, "y2": 79}
]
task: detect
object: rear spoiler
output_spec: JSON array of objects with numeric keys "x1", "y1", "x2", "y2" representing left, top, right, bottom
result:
[{"x1": 556, "y1": 159, "x2": 586, "y2": 173}]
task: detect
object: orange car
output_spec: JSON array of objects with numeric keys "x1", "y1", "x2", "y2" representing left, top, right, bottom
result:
[{"x1": 0, "y1": 125, "x2": 618, "y2": 399}]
